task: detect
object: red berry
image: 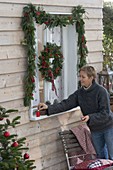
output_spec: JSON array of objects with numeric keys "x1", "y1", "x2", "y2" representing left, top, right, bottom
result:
[
  {"x1": 82, "y1": 35, "x2": 85, "y2": 42},
  {"x1": 31, "y1": 77, "x2": 35, "y2": 83},
  {"x1": 36, "y1": 11, "x2": 41, "y2": 16},
  {"x1": 4, "y1": 131, "x2": 10, "y2": 137},
  {"x1": 0, "y1": 117, "x2": 3, "y2": 121},
  {"x1": 24, "y1": 153, "x2": 29, "y2": 159},
  {"x1": 44, "y1": 21, "x2": 49, "y2": 25},
  {"x1": 12, "y1": 141, "x2": 19, "y2": 147},
  {"x1": 24, "y1": 12, "x2": 28, "y2": 17}
]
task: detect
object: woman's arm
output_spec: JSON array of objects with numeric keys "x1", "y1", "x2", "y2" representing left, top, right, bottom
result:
[{"x1": 37, "y1": 91, "x2": 79, "y2": 116}]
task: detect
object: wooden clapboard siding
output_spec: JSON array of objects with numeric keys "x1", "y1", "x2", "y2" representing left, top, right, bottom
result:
[
  {"x1": 29, "y1": 140, "x2": 63, "y2": 160},
  {"x1": 0, "y1": 3, "x2": 23, "y2": 17},
  {"x1": 43, "y1": 161, "x2": 67, "y2": 170},
  {"x1": 0, "y1": 99, "x2": 25, "y2": 109},
  {"x1": 85, "y1": 30, "x2": 103, "y2": 41},
  {"x1": 0, "y1": 0, "x2": 102, "y2": 8},
  {"x1": 0, "y1": 72, "x2": 24, "y2": 88},
  {"x1": 87, "y1": 41, "x2": 103, "y2": 52},
  {"x1": 33, "y1": 152, "x2": 67, "y2": 170},
  {"x1": 0, "y1": 58, "x2": 27, "y2": 74},
  {"x1": 85, "y1": 18, "x2": 103, "y2": 30},
  {"x1": 0, "y1": 18, "x2": 22, "y2": 31},
  {"x1": 0, "y1": 46, "x2": 26, "y2": 59},
  {"x1": 0, "y1": 32, "x2": 24, "y2": 45},
  {"x1": 0, "y1": 0, "x2": 103, "y2": 169},
  {"x1": 0, "y1": 86, "x2": 24, "y2": 102},
  {"x1": 88, "y1": 52, "x2": 103, "y2": 63},
  {"x1": 0, "y1": 3, "x2": 103, "y2": 19}
]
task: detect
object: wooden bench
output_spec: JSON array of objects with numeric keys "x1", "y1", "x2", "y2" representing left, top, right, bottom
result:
[{"x1": 59, "y1": 130, "x2": 94, "y2": 170}]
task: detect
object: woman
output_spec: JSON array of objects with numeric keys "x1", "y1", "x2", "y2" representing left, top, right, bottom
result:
[{"x1": 38, "y1": 65, "x2": 113, "y2": 160}]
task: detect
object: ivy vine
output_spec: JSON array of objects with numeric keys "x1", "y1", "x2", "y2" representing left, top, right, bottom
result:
[{"x1": 21, "y1": 3, "x2": 88, "y2": 107}]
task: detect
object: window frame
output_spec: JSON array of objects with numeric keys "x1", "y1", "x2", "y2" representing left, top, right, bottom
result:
[{"x1": 29, "y1": 12, "x2": 78, "y2": 121}]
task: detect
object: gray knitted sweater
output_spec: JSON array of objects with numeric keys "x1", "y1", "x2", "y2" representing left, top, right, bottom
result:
[{"x1": 47, "y1": 81, "x2": 113, "y2": 131}]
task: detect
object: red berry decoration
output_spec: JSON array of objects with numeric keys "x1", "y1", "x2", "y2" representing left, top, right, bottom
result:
[
  {"x1": 24, "y1": 153, "x2": 29, "y2": 159},
  {"x1": 36, "y1": 11, "x2": 41, "y2": 16},
  {"x1": 36, "y1": 110, "x2": 40, "y2": 117},
  {"x1": 31, "y1": 77, "x2": 35, "y2": 83},
  {"x1": 12, "y1": 141, "x2": 19, "y2": 147},
  {"x1": 82, "y1": 35, "x2": 85, "y2": 42},
  {"x1": 0, "y1": 117, "x2": 3, "y2": 121},
  {"x1": 4, "y1": 131, "x2": 10, "y2": 137}
]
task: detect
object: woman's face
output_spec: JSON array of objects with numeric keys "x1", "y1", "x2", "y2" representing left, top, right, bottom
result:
[{"x1": 79, "y1": 70, "x2": 93, "y2": 87}]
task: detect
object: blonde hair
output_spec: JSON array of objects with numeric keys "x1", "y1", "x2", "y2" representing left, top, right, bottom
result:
[{"x1": 80, "y1": 66, "x2": 97, "y2": 79}]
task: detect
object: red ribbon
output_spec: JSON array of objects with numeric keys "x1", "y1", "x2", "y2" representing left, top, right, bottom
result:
[
  {"x1": 51, "y1": 79, "x2": 58, "y2": 96},
  {"x1": 50, "y1": 72, "x2": 58, "y2": 97}
]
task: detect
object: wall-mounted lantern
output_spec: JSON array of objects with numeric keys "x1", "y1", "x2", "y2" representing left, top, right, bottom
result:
[{"x1": 97, "y1": 68, "x2": 113, "y2": 96}]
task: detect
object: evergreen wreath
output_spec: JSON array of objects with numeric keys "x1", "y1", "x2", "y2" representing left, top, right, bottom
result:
[
  {"x1": 21, "y1": 3, "x2": 88, "y2": 106},
  {"x1": 38, "y1": 42, "x2": 63, "y2": 95},
  {"x1": 38, "y1": 42, "x2": 63, "y2": 81}
]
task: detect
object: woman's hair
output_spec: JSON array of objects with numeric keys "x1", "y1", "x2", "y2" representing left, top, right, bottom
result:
[{"x1": 80, "y1": 65, "x2": 97, "y2": 79}]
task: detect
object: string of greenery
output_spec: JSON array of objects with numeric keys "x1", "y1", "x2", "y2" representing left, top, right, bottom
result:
[{"x1": 21, "y1": 3, "x2": 88, "y2": 107}]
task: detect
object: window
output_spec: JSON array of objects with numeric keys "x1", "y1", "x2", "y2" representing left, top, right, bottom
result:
[{"x1": 30, "y1": 14, "x2": 78, "y2": 121}]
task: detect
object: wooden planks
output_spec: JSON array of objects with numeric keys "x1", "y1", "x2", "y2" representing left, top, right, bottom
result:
[
  {"x1": 0, "y1": 3, "x2": 103, "y2": 19},
  {"x1": 0, "y1": 0, "x2": 103, "y2": 8},
  {"x1": 0, "y1": 58, "x2": 27, "y2": 74}
]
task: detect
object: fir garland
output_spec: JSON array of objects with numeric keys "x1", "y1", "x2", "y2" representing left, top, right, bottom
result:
[{"x1": 21, "y1": 3, "x2": 88, "y2": 106}]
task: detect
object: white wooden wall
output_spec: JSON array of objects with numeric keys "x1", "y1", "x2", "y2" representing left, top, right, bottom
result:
[{"x1": 0, "y1": 0, "x2": 103, "y2": 169}]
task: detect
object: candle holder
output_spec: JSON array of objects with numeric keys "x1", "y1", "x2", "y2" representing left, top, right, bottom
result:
[
  {"x1": 97, "y1": 68, "x2": 113, "y2": 96},
  {"x1": 36, "y1": 110, "x2": 40, "y2": 117}
]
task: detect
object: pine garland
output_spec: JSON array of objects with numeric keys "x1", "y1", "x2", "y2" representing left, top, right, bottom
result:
[{"x1": 21, "y1": 3, "x2": 88, "y2": 107}]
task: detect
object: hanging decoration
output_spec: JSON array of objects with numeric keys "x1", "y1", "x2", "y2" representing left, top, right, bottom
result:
[
  {"x1": 38, "y1": 42, "x2": 63, "y2": 96},
  {"x1": 21, "y1": 3, "x2": 88, "y2": 106}
]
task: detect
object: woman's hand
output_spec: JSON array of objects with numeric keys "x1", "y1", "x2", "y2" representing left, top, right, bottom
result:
[
  {"x1": 81, "y1": 115, "x2": 89, "y2": 122},
  {"x1": 38, "y1": 103, "x2": 48, "y2": 111}
]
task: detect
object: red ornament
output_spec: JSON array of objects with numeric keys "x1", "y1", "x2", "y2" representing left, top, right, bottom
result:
[
  {"x1": 82, "y1": 35, "x2": 85, "y2": 42},
  {"x1": 44, "y1": 21, "x2": 49, "y2": 25},
  {"x1": 24, "y1": 153, "x2": 30, "y2": 159},
  {"x1": 4, "y1": 131, "x2": 10, "y2": 137},
  {"x1": 55, "y1": 67, "x2": 60, "y2": 74},
  {"x1": 36, "y1": 110, "x2": 40, "y2": 117},
  {"x1": 12, "y1": 141, "x2": 19, "y2": 147},
  {"x1": 45, "y1": 48, "x2": 49, "y2": 52},
  {"x1": 36, "y1": 11, "x2": 41, "y2": 16},
  {"x1": 31, "y1": 77, "x2": 35, "y2": 83},
  {"x1": 24, "y1": 12, "x2": 29, "y2": 17}
]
